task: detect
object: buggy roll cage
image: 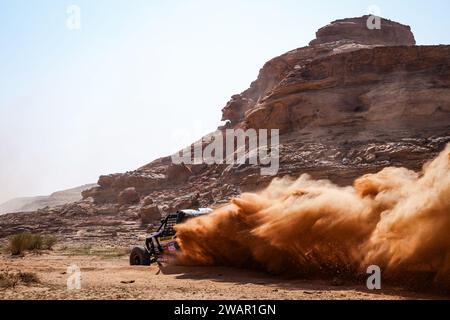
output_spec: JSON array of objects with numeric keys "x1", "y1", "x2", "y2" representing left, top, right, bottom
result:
[{"x1": 144, "y1": 209, "x2": 211, "y2": 255}]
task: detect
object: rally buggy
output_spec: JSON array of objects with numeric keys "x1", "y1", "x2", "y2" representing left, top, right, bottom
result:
[{"x1": 129, "y1": 208, "x2": 212, "y2": 265}]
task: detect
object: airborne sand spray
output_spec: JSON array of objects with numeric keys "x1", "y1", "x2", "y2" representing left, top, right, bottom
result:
[{"x1": 176, "y1": 144, "x2": 450, "y2": 289}]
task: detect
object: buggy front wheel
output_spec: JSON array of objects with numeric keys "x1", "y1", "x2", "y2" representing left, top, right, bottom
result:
[{"x1": 130, "y1": 246, "x2": 151, "y2": 266}]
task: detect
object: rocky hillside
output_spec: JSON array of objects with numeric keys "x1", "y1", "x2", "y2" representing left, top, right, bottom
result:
[
  {"x1": 1, "y1": 16, "x2": 449, "y2": 244},
  {"x1": 0, "y1": 184, "x2": 96, "y2": 215}
]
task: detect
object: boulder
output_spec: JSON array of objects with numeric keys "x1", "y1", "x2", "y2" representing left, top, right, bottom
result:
[
  {"x1": 117, "y1": 187, "x2": 139, "y2": 205},
  {"x1": 142, "y1": 196, "x2": 154, "y2": 206},
  {"x1": 166, "y1": 163, "x2": 192, "y2": 184},
  {"x1": 98, "y1": 175, "x2": 115, "y2": 187},
  {"x1": 139, "y1": 205, "x2": 161, "y2": 224}
]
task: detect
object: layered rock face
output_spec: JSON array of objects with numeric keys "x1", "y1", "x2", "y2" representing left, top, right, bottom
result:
[
  {"x1": 1, "y1": 16, "x2": 449, "y2": 244},
  {"x1": 309, "y1": 16, "x2": 416, "y2": 46},
  {"x1": 216, "y1": 16, "x2": 449, "y2": 190},
  {"x1": 221, "y1": 16, "x2": 418, "y2": 127},
  {"x1": 244, "y1": 45, "x2": 450, "y2": 130}
]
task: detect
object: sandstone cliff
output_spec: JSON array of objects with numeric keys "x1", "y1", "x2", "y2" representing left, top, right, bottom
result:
[
  {"x1": 83, "y1": 16, "x2": 450, "y2": 205},
  {"x1": 1, "y1": 16, "x2": 449, "y2": 244}
]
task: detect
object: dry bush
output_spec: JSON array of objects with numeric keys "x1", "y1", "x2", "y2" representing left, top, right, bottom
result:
[
  {"x1": 8, "y1": 232, "x2": 57, "y2": 255},
  {"x1": 0, "y1": 272, "x2": 19, "y2": 289},
  {"x1": 0, "y1": 271, "x2": 39, "y2": 288},
  {"x1": 42, "y1": 235, "x2": 57, "y2": 250},
  {"x1": 18, "y1": 271, "x2": 39, "y2": 284},
  {"x1": 9, "y1": 232, "x2": 42, "y2": 255}
]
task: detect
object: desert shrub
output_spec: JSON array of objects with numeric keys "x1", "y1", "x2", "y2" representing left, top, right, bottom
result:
[
  {"x1": 0, "y1": 271, "x2": 39, "y2": 288},
  {"x1": 8, "y1": 232, "x2": 43, "y2": 255},
  {"x1": 0, "y1": 272, "x2": 19, "y2": 289},
  {"x1": 8, "y1": 233, "x2": 58, "y2": 255},
  {"x1": 42, "y1": 235, "x2": 57, "y2": 250},
  {"x1": 18, "y1": 271, "x2": 39, "y2": 284}
]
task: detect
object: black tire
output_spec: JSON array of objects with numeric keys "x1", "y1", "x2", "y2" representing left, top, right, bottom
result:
[{"x1": 130, "y1": 246, "x2": 151, "y2": 266}]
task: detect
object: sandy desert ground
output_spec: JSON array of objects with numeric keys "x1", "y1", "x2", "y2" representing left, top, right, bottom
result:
[{"x1": 0, "y1": 246, "x2": 447, "y2": 300}]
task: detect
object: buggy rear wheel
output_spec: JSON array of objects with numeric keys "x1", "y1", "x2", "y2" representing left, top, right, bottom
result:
[{"x1": 130, "y1": 246, "x2": 151, "y2": 266}]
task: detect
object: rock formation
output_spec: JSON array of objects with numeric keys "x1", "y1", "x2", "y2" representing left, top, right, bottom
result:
[
  {"x1": 1, "y1": 16, "x2": 449, "y2": 246},
  {"x1": 0, "y1": 184, "x2": 96, "y2": 215},
  {"x1": 309, "y1": 16, "x2": 416, "y2": 46}
]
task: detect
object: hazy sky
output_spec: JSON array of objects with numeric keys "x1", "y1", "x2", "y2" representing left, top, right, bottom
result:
[{"x1": 1, "y1": 0, "x2": 450, "y2": 203}]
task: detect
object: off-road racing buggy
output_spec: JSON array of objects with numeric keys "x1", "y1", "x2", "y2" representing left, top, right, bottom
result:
[{"x1": 130, "y1": 208, "x2": 213, "y2": 265}]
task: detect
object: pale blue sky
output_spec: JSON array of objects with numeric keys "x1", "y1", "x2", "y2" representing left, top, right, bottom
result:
[{"x1": 0, "y1": 0, "x2": 449, "y2": 203}]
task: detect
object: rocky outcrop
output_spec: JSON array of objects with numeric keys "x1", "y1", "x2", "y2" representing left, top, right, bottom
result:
[
  {"x1": 309, "y1": 16, "x2": 415, "y2": 46},
  {"x1": 139, "y1": 205, "x2": 161, "y2": 224},
  {"x1": 244, "y1": 45, "x2": 450, "y2": 131},
  {"x1": 166, "y1": 163, "x2": 192, "y2": 184},
  {"x1": 117, "y1": 187, "x2": 140, "y2": 205},
  {"x1": 1, "y1": 16, "x2": 449, "y2": 246},
  {"x1": 80, "y1": 15, "x2": 450, "y2": 214},
  {"x1": 82, "y1": 171, "x2": 167, "y2": 204}
]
